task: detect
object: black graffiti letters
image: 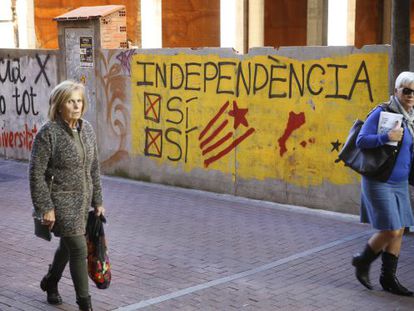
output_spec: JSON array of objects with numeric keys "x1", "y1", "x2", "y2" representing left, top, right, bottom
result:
[
  {"x1": 236, "y1": 62, "x2": 251, "y2": 97},
  {"x1": 136, "y1": 61, "x2": 155, "y2": 86},
  {"x1": 289, "y1": 63, "x2": 305, "y2": 97},
  {"x1": 14, "y1": 87, "x2": 38, "y2": 116},
  {"x1": 136, "y1": 58, "x2": 375, "y2": 102},
  {"x1": 0, "y1": 95, "x2": 5, "y2": 114},
  {"x1": 268, "y1": 57, "x2": 287, "y2": 98},
  {"x1": 217, "y1": 62, "x2": 236, "y2": 95},
  {"x1": 253, "y1": 63, "x2": 268, "y2": 95},
  {"x1": 185, "y1": 63, "x2": 201, "y2": 91},
  {"x1": 325, "y1": 64, "x2": 348, "y2": 99},
  {"x1": 35, "y1": 54, "x2": 51, "y2": 87},
  {"x1": 0, "y1": 57, "x2": 26, "y2": 84},
  {"x1": 170, "y1": 63, "x2": 184, "y2": 89},
  {"x1": 165, "y1": 128, "x2": 182, "y2": 161},
  {"x1": 144, "y1": 95, "x2": 198, "y2": 163},
  {"x1": 348, "y1": 61, "x2": 373, "y2": 102},
  {"x1": 204, "y1": 62, "x2": 218, "y2": 92},
  {"x1": 166, "y1": 97, "x2": 184, "y2": 125},
  {"x1": 307, "y1": 64, "x2": 325, "y2": 95}
]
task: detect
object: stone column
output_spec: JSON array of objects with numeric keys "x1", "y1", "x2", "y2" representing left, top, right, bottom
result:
[
  {"x1": 248, "y1": 0, "x2": 264, "y2": 49},
  {"x1": 307, "y1": 0, "x2": 327, "y2": 46}
]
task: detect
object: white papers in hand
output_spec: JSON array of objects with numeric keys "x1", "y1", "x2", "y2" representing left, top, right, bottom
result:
[{"x1": 378, "y1": 111, "x2": 403, "y2": 146}]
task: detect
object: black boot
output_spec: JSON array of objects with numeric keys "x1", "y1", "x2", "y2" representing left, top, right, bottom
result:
[
  {"x1": 379, "y1": 252, "x2": 413, "y2": 296},
  {"x1": 40, "y1": 265, "x2": 63, "y2": 305},
  {"x1": 77, "y1": 295, "x2": 93, "y2": 311},
  {"x1": 352, "y1": 244, "x2": 381, "y2": 290}
]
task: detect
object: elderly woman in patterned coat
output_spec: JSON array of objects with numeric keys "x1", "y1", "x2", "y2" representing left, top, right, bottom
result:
[{"x1": 29, "y1": 80, "x2": 105, "y2": 311}]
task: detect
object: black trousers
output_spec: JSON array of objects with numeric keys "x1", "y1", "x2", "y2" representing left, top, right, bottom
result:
[{"x1": 49, "y1": 235, "x2": 89, "y2": 299}]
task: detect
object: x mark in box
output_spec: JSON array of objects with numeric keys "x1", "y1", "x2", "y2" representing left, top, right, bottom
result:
[
  {"x1": 144, "y1": 127, "x2": 163, "y2": 157},
  {"x1": 144, "y1": 92, "x2": 161, "y2": 123}
]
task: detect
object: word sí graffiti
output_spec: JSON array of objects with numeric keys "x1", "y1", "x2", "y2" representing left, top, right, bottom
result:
[
  {"x1": 143, "y1": 93, "x2": 198, "y2": 162},
  {"x1": 0, "y1": 123, "x2": 38, "y2": 150},
  {"x1": 136, "y1": 57, "x2": 373, "y2": 102}
]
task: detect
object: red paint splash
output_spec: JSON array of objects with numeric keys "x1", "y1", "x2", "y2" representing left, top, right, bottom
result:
[{"x1": 278, "y1": 112, "x2": 306, "y2": 157}]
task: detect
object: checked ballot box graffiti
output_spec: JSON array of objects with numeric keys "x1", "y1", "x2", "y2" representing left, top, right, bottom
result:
[{"x1": 140, "y1": 91, "x2": 198, "y2": 162}]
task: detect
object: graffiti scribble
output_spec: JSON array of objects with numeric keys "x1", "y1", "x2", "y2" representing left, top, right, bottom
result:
[
  {"x1": 115, "y1": 50, "x2": 136, "y2": 76},
  {"x1": 97, "y1": 50, "x2": 130, "y2": 170}
]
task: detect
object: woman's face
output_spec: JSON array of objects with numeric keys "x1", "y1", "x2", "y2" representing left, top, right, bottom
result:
[
  {"x1": 60, "y1": 89, "x2": 83, "y2": 125},
  {"x1": 395, "y1": 82, "x2": 414, "y2": 112}
]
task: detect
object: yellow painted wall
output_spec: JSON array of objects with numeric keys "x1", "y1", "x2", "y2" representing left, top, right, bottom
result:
[{"x1": 131, "y1": 52, "x2": 389, "y2": 187}]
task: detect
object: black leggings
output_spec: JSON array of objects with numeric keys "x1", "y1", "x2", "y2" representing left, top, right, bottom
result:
[{"x1": 49, "y1": 235, "x2": 89, "y2": 299}]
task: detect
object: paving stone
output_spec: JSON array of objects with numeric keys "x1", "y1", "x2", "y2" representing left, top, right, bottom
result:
[{"x1": 1, "y1": 158, "x2": 413, "y2": 310}]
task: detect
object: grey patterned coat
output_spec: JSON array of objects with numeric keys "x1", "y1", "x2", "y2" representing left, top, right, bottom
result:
[{"x1": 29, "y1": 118, "x2": 103, "y2": 237}]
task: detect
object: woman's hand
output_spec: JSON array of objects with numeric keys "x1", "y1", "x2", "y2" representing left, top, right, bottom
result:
[
  {"x1": 388, "y1": 121, "x2": 403, "y2": 142},
  {"x1": 95, "y1": 206, "x2": 105, "y2": 217},
  {"x1": 43, "y1": 209, "x2": 55, "y2": 230}
]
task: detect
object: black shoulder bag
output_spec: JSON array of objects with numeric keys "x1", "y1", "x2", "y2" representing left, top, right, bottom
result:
[{"x1": 338, "y1": 104, "x2": 398, "y2": 180}]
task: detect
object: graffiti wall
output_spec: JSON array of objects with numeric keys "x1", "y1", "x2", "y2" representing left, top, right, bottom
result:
[
  {"x1": 0, "y1": 50, "x2": 58, "y2": 159},
  {"x1": 0, "y1": 46, "x2": 390, "y2": 214},
  {"x1": 122, "y1": 47, "x2": 389, "y2": 213},
  {"x1": 95, "y1": 49, "x2": 131, "y2": 171}
]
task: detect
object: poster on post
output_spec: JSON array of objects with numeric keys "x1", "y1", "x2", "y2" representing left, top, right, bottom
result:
[{"x1": 80, "y1": 37, "x2": 93, "y2": 68}]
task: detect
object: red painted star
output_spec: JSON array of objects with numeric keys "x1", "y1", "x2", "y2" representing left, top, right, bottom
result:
[{"x1": 228, "y1": 101, "x2": 249, "y2": 129}]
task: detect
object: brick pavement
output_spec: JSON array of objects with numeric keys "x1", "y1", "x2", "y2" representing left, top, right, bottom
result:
[{"x1": 0, "y1": 158, "x2": 413, "y2": 310}]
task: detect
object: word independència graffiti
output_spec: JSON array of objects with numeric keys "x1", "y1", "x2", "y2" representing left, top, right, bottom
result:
[
  {"x1": 135, "y1": 56, "x2": 374, "y2": 102},
  {"x1": 0, "y1": 123, "x2": 38, "y2": 150}
]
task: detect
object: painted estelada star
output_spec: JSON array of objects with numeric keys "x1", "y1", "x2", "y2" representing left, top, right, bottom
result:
[{"x1": 228, "y1": 101, "x2": 249, "y2": 129}]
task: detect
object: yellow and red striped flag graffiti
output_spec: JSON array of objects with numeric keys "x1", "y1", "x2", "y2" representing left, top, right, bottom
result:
[{"x1": 199, "y1": 100, "x2": 255, "y2": 167}]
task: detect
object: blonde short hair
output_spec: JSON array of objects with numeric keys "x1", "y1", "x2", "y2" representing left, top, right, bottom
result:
[
  {"x1": 48, "y1": 80, "x2": 88, "y2": 121},
  {"x1": 395, "y1": 71, "x2": 414, "y2": 89}
]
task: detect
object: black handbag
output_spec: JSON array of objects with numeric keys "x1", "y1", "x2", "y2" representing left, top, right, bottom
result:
[
  {"x1": 34, "y1": 217, "x2": 52, "y2": 241},
  {"x1": 338, "y1": 118, "x2": 397, "y2": 180}
]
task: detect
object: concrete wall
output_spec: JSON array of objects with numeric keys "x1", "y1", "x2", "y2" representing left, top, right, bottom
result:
[
  {"x1": 94, "y1": 45, "x2": 391, "y2": 215},
  {"x1": 0, "y1": 49, "x2": 59, "y2": 160},
  {"x1": 0, "y1": 46, "x2": 393, "y2": 215}
]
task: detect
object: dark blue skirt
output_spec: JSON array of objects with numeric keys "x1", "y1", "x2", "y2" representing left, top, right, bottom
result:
[{"x1": 361, "y1": 177, "x2": 414, "y2": 230}]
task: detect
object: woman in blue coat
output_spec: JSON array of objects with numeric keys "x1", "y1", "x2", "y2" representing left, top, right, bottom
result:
[{"x1": 352, "y1": 71, "x2": 414, "y2": 296}]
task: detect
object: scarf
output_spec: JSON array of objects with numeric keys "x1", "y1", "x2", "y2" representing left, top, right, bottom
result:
[{"x1": 388, "y1": 95, "x2": 414, "y2": 140}]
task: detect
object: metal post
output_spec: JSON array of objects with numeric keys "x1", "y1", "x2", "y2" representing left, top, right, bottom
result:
[{"x1": 390, "y1": 0, "x2": 411, "y2": 93}]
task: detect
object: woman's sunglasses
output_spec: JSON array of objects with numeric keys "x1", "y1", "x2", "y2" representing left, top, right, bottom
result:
[{"x1": 402, "y1": 87, "x2": 414, "y2": 96}]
